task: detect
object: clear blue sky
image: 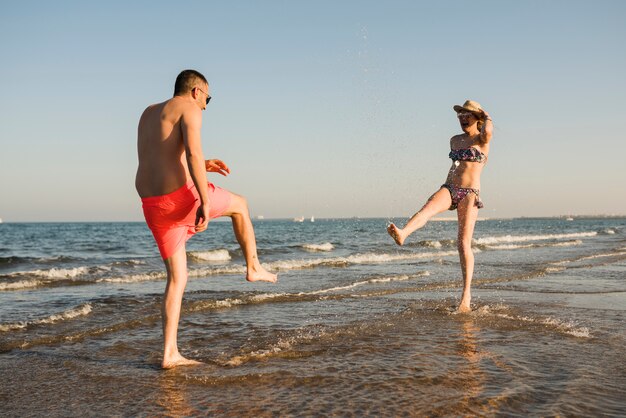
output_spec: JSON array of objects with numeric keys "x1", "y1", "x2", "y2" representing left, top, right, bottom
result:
[{"x1": 1, "y1": 0, "x2": 624, "y2": 221}]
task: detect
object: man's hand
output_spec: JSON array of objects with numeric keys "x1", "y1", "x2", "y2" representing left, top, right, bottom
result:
[
  {"x1": 205, "y1": 159, "x2": 230, "y2": 176},
  {"x1": 195, "y1": 203, "x2": 211, "y2": 232}
]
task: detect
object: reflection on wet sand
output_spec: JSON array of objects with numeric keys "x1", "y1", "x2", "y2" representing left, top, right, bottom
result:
[
  {"x1": 456, "y1": 319, "x2": 487, "y2": 414},
  {"x1": 156, "y1": 372, "x2": 199, "y2": 417}
]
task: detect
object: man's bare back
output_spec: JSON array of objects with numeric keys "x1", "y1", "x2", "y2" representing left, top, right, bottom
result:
[{"x1": 135, "y1": 97, "x2": 200, "y2": 198}]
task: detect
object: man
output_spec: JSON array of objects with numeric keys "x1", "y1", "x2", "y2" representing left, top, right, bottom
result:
[{"x1": 136, "y1": 69, "x2": 277, "y2": 369}]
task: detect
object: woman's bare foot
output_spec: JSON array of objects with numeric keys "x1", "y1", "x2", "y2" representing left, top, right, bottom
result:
[
  {"x1": 246, "y1": 265, "x2": 278, "y2": 283},
  {"x1": 458, "y1": 295, "x2": 472, "y2": 313},
  {"x1": 457, "y1": 304, "x2": 472, "y2": 313},
  {"x1": 387, "y1": 223, "x2": 406, "y2": 246},
  {"x1": 162, "y1": 352, "x2": 203, "y2": 369}
]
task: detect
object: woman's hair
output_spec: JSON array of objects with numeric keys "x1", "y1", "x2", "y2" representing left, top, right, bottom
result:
[{"x1": 174, "y1": 69, "x2": 208, "y2": 96}]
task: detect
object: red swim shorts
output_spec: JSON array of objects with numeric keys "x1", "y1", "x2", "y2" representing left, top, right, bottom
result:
[{"x1": 141, "y1": 180, "x2": 232, "y2": 260}]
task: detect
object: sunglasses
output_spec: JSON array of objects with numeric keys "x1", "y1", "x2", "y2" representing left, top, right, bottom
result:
[{"x1": 195, "y1": 87, "x2": 211, "y2": 105}]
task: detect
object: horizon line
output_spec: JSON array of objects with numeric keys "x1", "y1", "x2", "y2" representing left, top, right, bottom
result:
[{"x1": 1, "y1": 214, "x2": 625, "y2": 224}]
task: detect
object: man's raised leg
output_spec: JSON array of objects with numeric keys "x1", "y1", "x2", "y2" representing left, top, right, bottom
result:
[
  {"x1": 161, "y1": 245, "x2": 203, "y2": 369},
  {"x1": 222, "y1": 193, "x2": 277, "y2": 283}
]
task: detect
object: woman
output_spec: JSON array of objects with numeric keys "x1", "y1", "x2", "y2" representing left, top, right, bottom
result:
[{"x1": 387, "y1": 100, "x2": 493, "y2": 312}]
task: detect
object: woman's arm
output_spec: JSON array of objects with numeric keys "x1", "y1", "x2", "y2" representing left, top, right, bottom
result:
[{"x1": 480, "y1": 111, "x2": 493, "y2": 144}]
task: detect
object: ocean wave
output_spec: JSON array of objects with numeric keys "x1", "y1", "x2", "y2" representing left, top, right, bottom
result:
[
  {"x1": 473, "y1": 231, "x2": 597, "y2": 245},
  {"x1": 301, "y1": 272, "x2": 429, "y2": 295},
  {"x1": 483, "y1": 240, "x2": 583, "y2": 251},
  {"x1": 302, "y1": 242, "x2": 334, "y2": 252},
  {"x1": 189, "y1": 266, "x2": 246, "y2": 277},
  {"x1": 419, "y1": 240, "x2": 442, "y2": 249},
  {"x1": 2, "y1": 266, "x2": 89, "y2": 280},
  {"x1": 97, "y1": 271, "x2": 167, "y2": 284},
  {"x1": 515, "y1": 315, "x2": 591, "y2": 338},
  {"x1": 26, "y1": 251, "x2": 447, "y2": 286},
  {"x1": 0, "y1": 279, "x2": 46, "y2": 291},
  {"x1": 112, "y1": 259, "x2": 146, "y2": 266},
  {"x1": 99, "y1": 265, "x2": 249, "y2": 284},
  {"x1": 473, "y1": 305, "x2": 591, "y2": 338},
  {"x1": 548, "y1": 249, "x2": 626, "y2": 267},
  {"x1": 225, "y1": 347, "x2": 282, "y2": 367},
  {"x1": 265, "y1": 258, "x2": 348, "y2": 271},
  {"x1": 551, "y1": 240, "x2": 584, "y2": 247},
  {"x1": 186, "y1": 297, "x2": 246, "y2": 313},
  {"x1": 576, "y1": 250, "x2": 626, "y2": 262},
  {"x1": 0, "y1": 256, "x2": 29, "y2": 266},
  {"x1": 0, "y1": 255, "x2": 79, "y2": 266},
  {"x1": 544, "y1": 266, "x2": 566, "y2": 273},
  {"x1": 249, "y1": 293, "x2": 289, "y2": 302},
  {"x1": 4, "y1": 260, "x2": 151, "y2": 287},
  {"x1": 406, "y1": 239, "x2": 457, "y2": 249},
  {"x1": 35, "y1": 255, "x2": 80, "y2": 263},
  {"x1": 223, "y1": 334, "x2": 305, "y2": 367},
  {"x1": 187, "y1": 273, "x2": 429, "y2": 315},
  {"x1": 346, "y1": 251, "x2": 458, "y2": 264},
  {"x1": 0, "y1": 303, "x2": 93, "y2": 332},
  {"x1": 263, "y1": 251, "x2": 457, "y2": 272},
  {"x1": 219, "y1": 323, "x2": 351, "y2": 367},
  {"x1": 250, "y1": 251, "x2": 455, "y2": 273},
  {"x1": 188, "y1": 249, "x2": 231, "y2": 262}
]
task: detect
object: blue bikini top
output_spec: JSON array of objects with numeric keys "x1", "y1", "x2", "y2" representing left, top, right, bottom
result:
[{"x1": 449, "y1": 147, "x2": 486, "y2": 163}]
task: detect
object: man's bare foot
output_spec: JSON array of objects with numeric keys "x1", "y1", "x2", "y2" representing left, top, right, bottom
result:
[
  {"x1": 246, "y1": 265, "x2": 278, "y2": 283},
  {"x1": 387, "y1": 223, "x2": 406, "y2": 246},
  {"x1": 162, "y1": 353, "x2": 203, "y2": 369}
]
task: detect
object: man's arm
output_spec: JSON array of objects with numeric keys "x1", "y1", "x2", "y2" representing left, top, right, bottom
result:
[{"x1": 181, "y1": 106, "x2": 210, "y2": 231}]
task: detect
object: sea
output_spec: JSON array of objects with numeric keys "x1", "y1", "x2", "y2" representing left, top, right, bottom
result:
[{"x1": 1, "y1": 217, "x2": 625, "y2": 416}]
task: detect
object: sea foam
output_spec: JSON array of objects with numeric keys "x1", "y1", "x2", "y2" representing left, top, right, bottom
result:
[
  {"x1": 302, "y1": 242, "x2": 335, "y2": 252},
  {"x1": 473, "y1": 231, "x2": 597, "y2": 245},
  {"x1": 4, "y1": 266, "x2": 89, "y2": 279},
  {"x1": 98, "y1": 271, "x2": 166, "y2": 284},
  {"x1": 263, "y1": 251, "x2": 457, "y2": 272},
  {"x1": 188, "y1": 249, "x2": 232, "y2": 262},
  {"x1": 0, "y1": 303, "x2": 93, "y2": 332},
  {"x1": 0, "y1": 279, "x2": 45, "y2": 291},
  {"x1": 483, "y1": 240, "x2": 583, "y2": 250},
  {"x1": 301, "y1": 272, "x2": 429, "y2": 295},
  {"x1": 476, "y1": 306, "x2": 592, "y2": 338}
]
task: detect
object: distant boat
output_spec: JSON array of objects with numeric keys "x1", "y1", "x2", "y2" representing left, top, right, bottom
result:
[
  {"x1": 293, "y1": 217, "x2": 304, "y2": 222},
  {"x1": 566, "y1": 217, "x2": 574, "y2": 221},
  {"x1": 255, "y1": 215, "x2": 265, "y2": 220},
  {"x1": 310, "y1": 216, "x2": 315, "y2": 222}
]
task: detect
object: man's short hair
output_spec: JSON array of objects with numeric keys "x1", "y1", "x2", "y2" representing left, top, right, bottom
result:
[{"x1": 174, "y1": 69, "x2": 208, "y2": 96}]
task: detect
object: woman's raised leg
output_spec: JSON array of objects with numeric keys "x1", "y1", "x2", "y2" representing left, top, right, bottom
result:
[{"x1": 387, "y1": 187, "x2": 452, "y2": 245}]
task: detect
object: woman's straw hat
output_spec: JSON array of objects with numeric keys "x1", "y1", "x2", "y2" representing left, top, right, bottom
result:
[{"x1": 453, "y1": 100, "x2": 484, "y2": 116}]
